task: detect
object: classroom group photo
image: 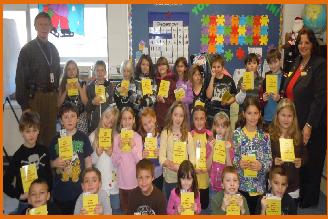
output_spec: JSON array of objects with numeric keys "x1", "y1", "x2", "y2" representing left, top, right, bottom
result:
[{"x1": 2, "y1": 3, "x2": 327, "y2": 216}]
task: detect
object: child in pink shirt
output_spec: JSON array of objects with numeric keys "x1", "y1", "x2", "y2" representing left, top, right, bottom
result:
[
  {"x1": 206, "y1": 112, "x2": 234, "y2": 194},
  {"x1": 167, "y1": 160, "x2": 201, "y2": 215},
  {"x1": 112, "y1": 107, "x2": 143, "y2": 213}
]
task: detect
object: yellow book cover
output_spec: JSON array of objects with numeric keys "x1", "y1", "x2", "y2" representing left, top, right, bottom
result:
[
  {"x1": 243, "y1": 71, "x2": 254, "y2": 90},
  {"x1": 221, "y1": 90, "x2": 233, "y2": 102},
  {"x1": 181, "y1": 192, "x2": 194, "y2": 215},
  {"x1": 95, "y1": 85, "x2": 106, "y2": 103},
  {"x1": 121, "y1": 80, "x2": 130, "y2": 97},
  {"x1": 144, "y1": 137, "x2": 157, "y2": 159},
  {"x1": 29, "y1": 204, "x2": 48, "y2": 215},
  {"x1": 158, "y1": 80, "x2": 170, "y2": 98},
  {"x1": 279, "y1": 138, "x2": 295, "y2": 162},
  {"x1": 242, "y1": 154, "x2": 257, "y2": 177},
  {"x1": 173, "y1": 141, "x2": 187, "y2": 165},
  {"x1": 194, "y1": 100, "x2": 205, "y2": 107},
  {"x1": 266, "y1": 196, "x2": 281, "y2": 215},
  {"x1": 141, "y1": 78, "x2": 153, "y2": 96},
  {"x1": 67, "y1": 78, "x2": 79, "y2": 96},
  {"x1": 99, "y1": 128, "x2": 112, "y2": 149},
  {"x1": 213, "y1": 140, "x2": 226, "y2": 164},
  {"x1": 83, "y1": 193, "x2": 99, "y2": 215},
  {"x1": 174, "y1": 88, "x2": 185, "y2": 101},
  {"x1": 58, "y1": 136, "x2": 73, "y2": 161},
  {"x1": 226, "y1": 195, "x2": 241, "y2": 215},
  {"x1": 20, "y1": 163, "x2": 38, "y2": 193},
  {"x1": 266, "y1": 74, "x2": 278, "y2": 94},
  {"x1": 120, "y1": 129, "x2": 134, "y2": 153}
]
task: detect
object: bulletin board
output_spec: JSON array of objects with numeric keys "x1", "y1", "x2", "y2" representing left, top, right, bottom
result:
[{"x1": 131, "y1": 4, "x2": 282, "y2": 76}]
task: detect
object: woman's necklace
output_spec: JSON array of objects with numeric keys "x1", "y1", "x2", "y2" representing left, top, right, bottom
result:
[{"x1": 300, "y1": 57, "x2": 310, "y2": 70}]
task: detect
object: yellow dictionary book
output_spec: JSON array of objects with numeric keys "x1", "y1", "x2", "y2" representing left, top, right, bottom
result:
[
  {"x1": 174, "y1": 88, "x2": 185, "y2": 101},
  {"x1": 99, "y1": 128, "x2": 112, "y2": 149},
  {"x1": 58, "y1": 136, "x2": 73, "y2": 161},
  {"x1": 141, "y1": 78, "x2": 153, "y2": 96},
  {"x1": 194, "y1": 100, "x2": 205, "y2": 107},
  {"x1": 120, "y1": 80, "x2": 130, "y2": 97},
  {"x1": 181, "y1": 192, "x2": 194, "y2": 215},
  {"x1": 266, "y1": 74, "x2": 278, "y2": 94},
  {"x1": 266, "y1": 196, "x2": 281, "y2": 215},
  {"x1": 279, "y1": 138, "x2": 295, "y2": 162},
  {"x1": 158, "y1": 80, "x2": 170, "y2": 98},
  {"x1": 213, "y1": 140, "x2": 226, "y2": 164},
  {"x1": 144, "y1": 137, "x2": 157, "y2": 159},
  {"x1": 226, "y1": 194, "x2": 241, "y2": 215},
  {"x1": 221, "y1": 90, "x2": 233, "y2": 102},
  {"x1": 173, "y1": 141, "x2": 187, "y2": 165},
  {"x1": 242, "y1": 154, "x2": 257, "y2": 177},
  {"x1": 20, "y1": 163, "x2": 38, "y2": 193},
  {"x1": 95, "y1": 85, "x2": 106, "y2": 103},
  {"x1": 67, "y1": 78, "x2": 79, "y2": 96},
  {"x1": 29, "y1": 204, "x2": 48, "y2": 215},
  {"x1": 243, "y1": 71, "x2": 254, "y2": 90},
  {"x1": 83, "y1": 193, "x2": 99, "y2": 215},
  {"x1": 120, "y1": 129, "x2": 134, "y2": 152}
]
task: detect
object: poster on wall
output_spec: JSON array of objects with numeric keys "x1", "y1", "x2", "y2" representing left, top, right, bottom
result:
[
  {"x1": 38, "y1": 4, "x2": 84, "y2": 38},
  {"x1": 148, "y1": 12, "x2": 189, "y2": 64}
]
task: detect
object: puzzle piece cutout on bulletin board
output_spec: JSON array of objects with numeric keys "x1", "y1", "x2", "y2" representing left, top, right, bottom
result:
[
  {"x1": 238, "y1": 35, "x2": 246, "y2": 45},
  {"x1": 208, "y1": 44, "x2": 216, "y2": 54},
  {"x1": 216, "y1": 35, "x2": 225, "y2": 45},
  {"x1": 224, "y1": 26, "x2": 232, "y2": 36},
  {"x1": 201, "y1": 15, "x2": 210, "y2": 26},
  {"x1": 216, "y1": 45, "x2": 224, "y2": 54},
  {"x1": 216, "y1": 15, "x2": 225, "y2": 25},
  {"x1": 253, "y1": 25, "x2": 261, "y2": 36},
  {"x1": 201, "y1": 26, "x2": 209, "y2": 35},
  {"x1": 246, "y1": 15, "x2": 254, "y2": 26},
  {"x1": 245, "y1": 35, "x2": 253, "y2": 45},
  {"x1": 238, "y1": 25, "x2": 247, "y2": 35},
  {"x1": 260, "y1": 35, "x2": 268, "y2": 45},
  {"x1": 224, "y1": 35, "x2": 230, "y2": 45},
  {"x1": 224, "y1": 49, "x2": 234, "y2": 62},
  {"x1": 253, "y1": 15, "x2": 261, "y2": 26},
  {"x1": 239, "y1": 15, "x2": 247, "y2": 26},
  {"x1": 225, "y1": 15, "x2": 232, "y2": 25},
  {"x1": 246, "y1": 26, "x2": 253, "y2": 35},
  {"x1": 209, "y1": 25, "x2": 217, "y2": 36},
  {"x1": 231, "y1": 25, "x2": 239, "y2": 34},
  {"x1": 200, "y1": 44, "x2": 208, "y2": 53},
  {"x1": 230, "y1": 34, "x2": 238, "y2": 45},
  {"x1": 209, "y1": 36, "x2": 216, "y2": 44},
  {"x1": 231, "y1": 15, "x2": 239, "y2": 26},
  {"x1": 236, "y1": 47, "x2": 245, "y2": 60},
  {"x1": 260, "y1": 15, "x2": 269, "y2": 26},
  {"x1": 210, "y1": 15, "x2": 217, "y2": 25},
  {"x1": 260, "y1": 26, "x2": 268, "y2": 35},
  {"x1": 217, "y1": 25, "x2": 225, "y2": 35},
  {"x1": 201, "y1": 34, "x2": 209, "y2": 45},
  {"x1": 253, "y1": 35, "x2": 260, "y2": 46}
]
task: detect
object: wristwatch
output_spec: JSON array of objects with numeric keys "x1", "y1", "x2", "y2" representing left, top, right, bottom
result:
[{"x1": 305, "y1": 123, "x2": 312, "y2": 129}]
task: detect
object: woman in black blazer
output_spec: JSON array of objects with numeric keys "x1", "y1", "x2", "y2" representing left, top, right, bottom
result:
[{"x1": 283, "y1": 28, "x2": 326, "y2": 208}]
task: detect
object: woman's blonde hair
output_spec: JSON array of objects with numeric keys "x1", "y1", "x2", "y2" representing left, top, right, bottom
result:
[
  {"x1": 92, "y1": 106, "x2": 119, "y2": 149},
  {"x1": 269, "y1": 98, "x2": 301, "y2": 146},
  {"x1": 212, "y1": 111, "x2": 233, "y2": 142},
  {"x1": 164, "y1": 101, "x2": 189, "y2": 141}
]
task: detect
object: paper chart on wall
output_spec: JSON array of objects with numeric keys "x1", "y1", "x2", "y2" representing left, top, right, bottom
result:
[{"x1": 149, "y1": 12, "x2": 189, "y2": 64}]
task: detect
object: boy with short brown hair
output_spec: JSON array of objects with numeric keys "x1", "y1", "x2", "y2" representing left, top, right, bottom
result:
[{"x1": 127, "y1": 159, "x2": 167, "y2": 215}]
